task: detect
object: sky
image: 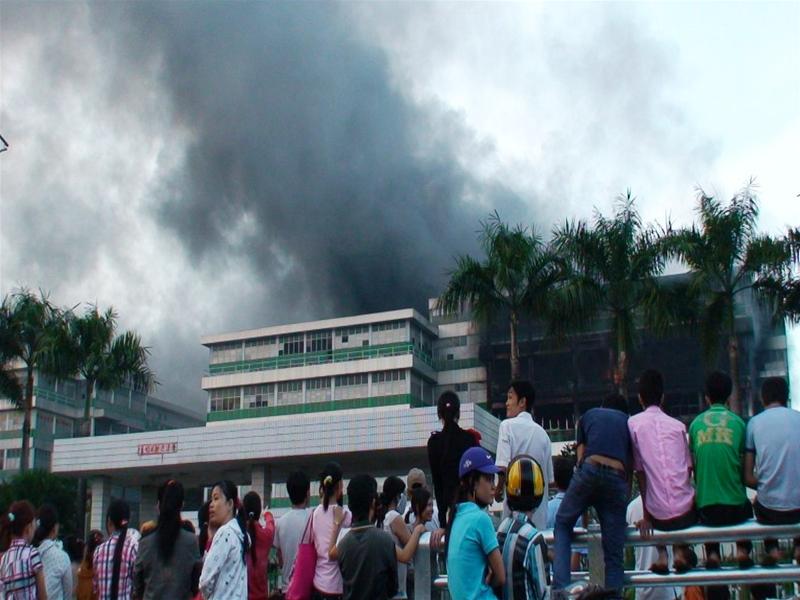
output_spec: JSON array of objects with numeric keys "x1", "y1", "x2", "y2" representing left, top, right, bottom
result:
[{"x1": 1, "y1": 1, "x2": 798, "y2": 416}]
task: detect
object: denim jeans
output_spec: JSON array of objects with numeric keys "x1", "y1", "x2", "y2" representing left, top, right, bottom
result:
[{"x1": 553, "y1": 461, "x2": 629, "y2": 592}]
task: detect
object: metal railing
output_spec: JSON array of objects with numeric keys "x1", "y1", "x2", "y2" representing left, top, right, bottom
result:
[{"x1": 413, "y1": 519, "x2": 800, "y2": 599}]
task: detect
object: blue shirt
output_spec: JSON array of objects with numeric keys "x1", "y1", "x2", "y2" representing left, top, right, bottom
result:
[
  {"x1": 546, "y1": 494, "x2": 587, "y2": 556},
  {"x1": 745, "y1": 405, "x2": 800, "y2": 511},
  {"x1": 446, "y1": 502, "x2": 499, "y2": 600},
  {"x1": 497, "y1": 513, "x2": 547, "y2": 600},
  {"x1": 577, "y1": 408, "x2": 631, "y2": 468}
]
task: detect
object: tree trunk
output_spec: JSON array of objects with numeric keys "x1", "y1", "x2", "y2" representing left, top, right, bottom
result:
[
  {"x1": 20, "y1": 367, "x2": 34, "y2": 473},
  {"x1": 615, "y1": 349, "x2": 629, "y2": 399},
  {"x1": 728, "y1": 334, "x2": 741, "y2": 415},
  {"x1": 509, "y1": 311, "x2": 521, "y2": 380},
  {"x1": 81, "y1": 379, "x2": 95, "y2": 437}
]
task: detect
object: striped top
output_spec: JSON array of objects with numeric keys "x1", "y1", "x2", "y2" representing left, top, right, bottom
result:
[
  {"x1": 0, "y1": 538, "x2": 43, "y2": 599},
  {"x1": 92, "y1": 531, "x2": 139, "y2": 600},
  {"x1": 496, "y1": 513, "x2": 547, "y2": 600}
]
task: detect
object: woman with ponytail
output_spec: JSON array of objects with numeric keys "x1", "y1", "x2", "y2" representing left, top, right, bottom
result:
[
  {"x1": 92, "y1": 499, "x2": 137, "y2": 600},
  {"x1": 312, "y1": 462, "x2": 350, "y2": 600},
  {"x1": 426, "y1": 391, "x2": 478, "y2": 528},
  {"x1": 134, "y1": 479, "x2": 201, "y2": 600},
  {"x1": 0, "y1": 500, "x2": 47, "y2": 599},
  {"x1": 199, "y1": 480, "x2": 249, "y2": 600},
  {"x1": 242, "y1": 491, "x2": 274, "y2": 600},
  {"x1": 378, "y1": 476, "x2": 414, "y2": 599},
  {"x1": 33, "y1": 503, "x2": 72, "y2": 599}
]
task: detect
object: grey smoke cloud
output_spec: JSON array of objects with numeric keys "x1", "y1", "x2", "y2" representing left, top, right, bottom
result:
[{"x1": 0, "y1": 2, "x2": 715, "y2": 412}]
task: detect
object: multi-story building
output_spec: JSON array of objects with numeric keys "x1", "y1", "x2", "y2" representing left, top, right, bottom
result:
[{"x1": 0, "y1": 367, "x2": 203, "y2": 476}]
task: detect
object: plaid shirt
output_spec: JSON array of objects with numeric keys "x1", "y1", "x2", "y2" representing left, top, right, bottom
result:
[
  {"x1": 0, "y1": 538, "x2": 42, "y2": 599},
  {"x1": 93, "y1": 531, "x2": 138, "y2": 600}
]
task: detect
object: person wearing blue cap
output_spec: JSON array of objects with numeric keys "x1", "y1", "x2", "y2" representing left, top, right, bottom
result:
[{"x1": 445, "y1": 447, "x2": 506, "y2": 600}]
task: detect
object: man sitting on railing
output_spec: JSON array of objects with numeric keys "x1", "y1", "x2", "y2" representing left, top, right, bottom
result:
[{"x1": 743, "y1": 376, "x2": 800, "y2": 567}]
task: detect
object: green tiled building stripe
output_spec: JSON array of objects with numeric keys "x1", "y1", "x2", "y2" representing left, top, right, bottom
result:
[
  {"x1": 207, "y1": 394, "x2": 427, "y2": 422},
  {"x1": 208, "y1": 342, "x2": 435, "y2": 375}
]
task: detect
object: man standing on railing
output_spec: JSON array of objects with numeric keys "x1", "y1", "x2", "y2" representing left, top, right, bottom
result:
[
  {"x1": 495, "y1": 381, "x2": 553, "y2": 530},
  {"x1": 743, "y1": 376, "x2": 800, "y2": 567}
]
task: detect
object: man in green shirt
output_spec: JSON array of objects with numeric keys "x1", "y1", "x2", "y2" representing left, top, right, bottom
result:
[{"x1": 689, "y1": 371, "x2": 753, "y2": 569}]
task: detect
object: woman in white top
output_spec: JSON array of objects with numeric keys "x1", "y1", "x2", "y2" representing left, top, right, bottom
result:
[
  {"x1": 379, "y1": 476, "x2": 414, "y2": 600},
  {"x1": 33, "y1": 504, "x2": 72, "y2": 600},
  {"x1": 199, "y1": 480, "x2": 249, "y2": 600}
]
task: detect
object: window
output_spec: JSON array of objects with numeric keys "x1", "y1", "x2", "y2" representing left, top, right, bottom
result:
[
  {"x1": 335, "y1": 374, "x2": 368, "y2": 387},
  {"x1": 306, "y1": 378, "x2": 332, "y2": 403},
  {"x1": 280, "y1": 334, "x2": 304, "y2": 356},
  {"x1": 371, "y1": 370, "x2": 407, "y2": 397},
  {"x1": 455, "y1": 383, "x2": 468, "y2": 392},
  {"x1": 372, "y1": 321, "x2": 404, "y2": 331},
  {"x1": 37, "y1": 413, "x2": 54, "y2": 434},
  {"x1": 372, "y1": 370, "x2": 406, "y2": 383},
  {"x1": 276, "y1": 381, "x2": 303, "y2": 406},
  {"x1": 5, "y1": 448, "x2": 21, "y2": 470},
  {"x1": 243, "y1": 384, "x2": 273, "y2": 409},
  {"x1": 307, "y1": 330, "x2": 332, "y2": 353},
  {"x1": 209, "y1": 388, "x2": 240, "y2": 412},
  {"x1": 244, "y1": 337, "x2": 276, "y2": 361},
  {"x1": 34, "y1": 449, "x2": 51, "y2": 470},
  {"x1": 210, "y1": 341, "x2": 242, "y2": 364}
]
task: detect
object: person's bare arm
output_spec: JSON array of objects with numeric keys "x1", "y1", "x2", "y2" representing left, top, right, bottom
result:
[
  {"x1": 743, "y1": 451, "x2": 758, "y2": 489},
  {"x1": 635, "y1": 471, "x2": 653, "y2": 538},
  {"x1": 328, "y1": 506, "x2": 344, "y2": 561},
  {"x1": 486, "y1": 548, "x2": 505, "y2": 587},
  {"x1": 576, "y1": 443, "x2": 585, "y2": 464},
  {"x1": 396, "y1": 524, "x2": 425, "y2": 563},
  {"x1": 35, "y1": 570, "x2": 48, "y2": 600},
  {"x1": 390, "y1": 516, "x2": 412, "y2": 545}
]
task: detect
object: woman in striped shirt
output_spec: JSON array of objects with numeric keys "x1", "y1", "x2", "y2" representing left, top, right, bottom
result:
[
  {"x1": 0, "y1": 500, "x2": 47, "y2": 599},
  {"x1": 92, "y1": 499, "x2": 138, "y2": 600}
]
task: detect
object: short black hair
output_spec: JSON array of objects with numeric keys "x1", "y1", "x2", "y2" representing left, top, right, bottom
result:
[
  {"x1": 602, "y1": 393, "x2": 629, "y2": 414},
  {"x1": 761, "y1": 377, "x2": 789, "y2": 407},
  {"x1": 553, "y1": 456, "x2": 575, "y2": 491},
  {"x1": 509, "y1": 380, "x2": 536, "y2": 413},
  {"x1": 705, "y1": 371, "x2": 732, "y2": 405},
  {"x1": 637, "y1": 369, "x2": 664, "y2": 407},
  {"x1": 286, "y1": 471, "x2": 310, "y2": 506},
  {"x1": 347, "y1": 474, "x2": 378, "y2": 522}
]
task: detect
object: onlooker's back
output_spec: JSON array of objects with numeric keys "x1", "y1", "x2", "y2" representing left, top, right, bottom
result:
[
  {"x1": 273, "y1": 470, "x2": 311, "y2": 594},
  {"x1": 135, "y1": 528, "x2": 199, "y2": 600},
  {"x1": 338, "y1": 526, "x2": 397, "y2": 600}
]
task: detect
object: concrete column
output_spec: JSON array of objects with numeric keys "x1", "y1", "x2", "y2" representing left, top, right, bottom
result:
[
  {"x1": 251, "y1": 464, "x2": 272, "y2": 507},
  {"x1": 89, "y1": 477, "x2": 112, "y2": 531},
  {"x1": 140, "y1": 486, "x2": 158, "y2": 526}
]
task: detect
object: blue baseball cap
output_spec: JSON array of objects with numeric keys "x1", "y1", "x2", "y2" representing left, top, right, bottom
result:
[{"x1": 459, "y1": 447, "x2": 501, "y2": 478}]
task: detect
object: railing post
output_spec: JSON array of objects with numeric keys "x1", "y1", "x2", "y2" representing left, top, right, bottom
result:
[
  {"x1": 414, "y1": 532, "x2": 433, "y2": 600},
  {"x1": 587, "y1": 524, "x2": 605, "y2": 585}
]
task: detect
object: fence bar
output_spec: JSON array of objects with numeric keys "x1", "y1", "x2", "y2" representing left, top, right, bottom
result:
[{"x1": 627, "y1": 566, "x2": 800, "y2": 586}]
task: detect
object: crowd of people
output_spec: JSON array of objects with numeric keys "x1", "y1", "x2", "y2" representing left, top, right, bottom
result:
[{"x1": 0, "y1": 371, "x2": 798, "y2": 600}]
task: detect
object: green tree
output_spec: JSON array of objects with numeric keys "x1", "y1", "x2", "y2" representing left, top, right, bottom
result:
[
  {"x1": 0, "y1": 470, "x2": 78, "y2": 536},
  {"x1": 0, "y1": 290, "x2": 66, "y2": 473},
  {"x1": 438, "y1": 213, "x2": 566, "y2": 380},
  {"x1": 666, "y1": 183, "x2": 793, "y2": 414},
  {"x1": 0, "y1": 307, "x2": 23, "y2": 408},
  {"x1": 553, "y1": 194, "x2": 671, "y2": 397},
  {"x1": 57, "y1": 305, "x2": 157, "y2": 437}
]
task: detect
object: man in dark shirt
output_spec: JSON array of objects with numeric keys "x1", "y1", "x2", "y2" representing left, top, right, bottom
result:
[
  {"x1": 337, "y1": 474, "x2": 398, "y2": 600},
  {"x1": 553, "y1": 394, "x2": 631, "y2": 598}
]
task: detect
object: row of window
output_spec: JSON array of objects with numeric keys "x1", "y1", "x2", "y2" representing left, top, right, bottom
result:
[{"x1": 435, "y1": 336, "x2": 469, "y2": 349}]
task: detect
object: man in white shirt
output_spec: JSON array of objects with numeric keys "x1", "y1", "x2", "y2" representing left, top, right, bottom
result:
[
  {"x1": 494, "y1": 380, "x2": 554, "y2": 529},
  {"x1": 626, "y1": 496, "x2": 681, "y2": 600},
  {"x1": 274, "y1": 470, "x2": 311, "y2": 593}
]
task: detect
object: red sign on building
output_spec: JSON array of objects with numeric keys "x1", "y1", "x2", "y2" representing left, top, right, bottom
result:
[{"x1": 137, "y1": 442, "x2": 177, "y2": 456}]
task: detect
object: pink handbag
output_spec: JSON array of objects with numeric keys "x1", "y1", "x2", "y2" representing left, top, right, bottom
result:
[{"x1": 286, "y1": 511, "x2": 317, "y2": 600}]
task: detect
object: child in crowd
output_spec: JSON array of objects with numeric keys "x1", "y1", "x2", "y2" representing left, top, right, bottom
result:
[
  {"x1": 553, "y1": 393, "x2": 631, "y2": 596},
  {"x1": 547, "y1": 456, "x2": 585, "y2": 572},
  {"x1": 496, "y1": 455, "x2": 548, "y2": 600},
  {"x1": 629, "y1": 370, "x2": 695, "y2": 574},
  {"x1": 335, "y1": 474, "x2": 399, "y2": 600},
  {"x1": 0, "y1": 500, "x2": 47, "y2": 599},
  {"x1": 495, "y1": 381, "x2": 553, "y2": 529},
  {"x1": 446, "y1": 447, "x2": 505, "y2": 600},
  {"x1": 689, "y1": 372, "x2": 752, "y2": 569}
]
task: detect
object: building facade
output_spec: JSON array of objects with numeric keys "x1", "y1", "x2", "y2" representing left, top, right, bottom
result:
[{"x1": 0, "y1": 368, "x2": 203, "y2": 476}]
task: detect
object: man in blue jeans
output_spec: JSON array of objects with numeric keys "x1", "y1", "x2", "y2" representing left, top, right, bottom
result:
[{"x1": 553, "y1": 394, "x2": 631, "y2": 597}]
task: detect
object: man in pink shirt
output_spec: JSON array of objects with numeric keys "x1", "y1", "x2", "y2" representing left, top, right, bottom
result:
[{"x1": 628, "y1": 369, "x2": 696, "y2": 573}]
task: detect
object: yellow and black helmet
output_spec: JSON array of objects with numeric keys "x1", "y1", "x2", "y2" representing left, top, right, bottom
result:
[{"x1": 505, "y1": 455, "x2": 545, "y2": 513}]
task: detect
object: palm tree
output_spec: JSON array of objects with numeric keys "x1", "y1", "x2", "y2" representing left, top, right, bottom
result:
[
  {"x1": 0, "y1": 290, "x2": 66, "y2": 472},
  {"x1": 0, "y1": 306, "x2": 24, "y2": 412},
  {"x1": 666, "y1": 182, "x2": 792, "y2": 414},
  {"x1": 57, "y1": 305, "x2": 157, "y2": 437},
  {"x1": 553, "y1": 193, "x2": 670, "y2": 397},
  {"x1": 437, "y1": 212, "x2": 566, "y2": 380},
  {"x1": 753, "y1": 227, "x2": 800, "y2": 322}
]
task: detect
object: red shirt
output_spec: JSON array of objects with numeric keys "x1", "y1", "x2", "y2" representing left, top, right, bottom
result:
[{"x1": 245, "y1": 512, "x2": 275, "y2": 600}]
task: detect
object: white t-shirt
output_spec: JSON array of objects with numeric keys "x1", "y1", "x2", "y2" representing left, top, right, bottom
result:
[
  {"x1": 383, "y1": 510, "x2": 407, "y2": 599},
  {"x1": 38, "y1": 539, "x2": 72, "y2": 600},
  {"x1": 496, "y1": 411, "x2": 554, "y2": 528},
  {"x1": 626, "y1": 496, "x2": 681, "y2": 600},
  {"x1": 274, "y1": 507, "x2": 311, "y2": 591}
]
